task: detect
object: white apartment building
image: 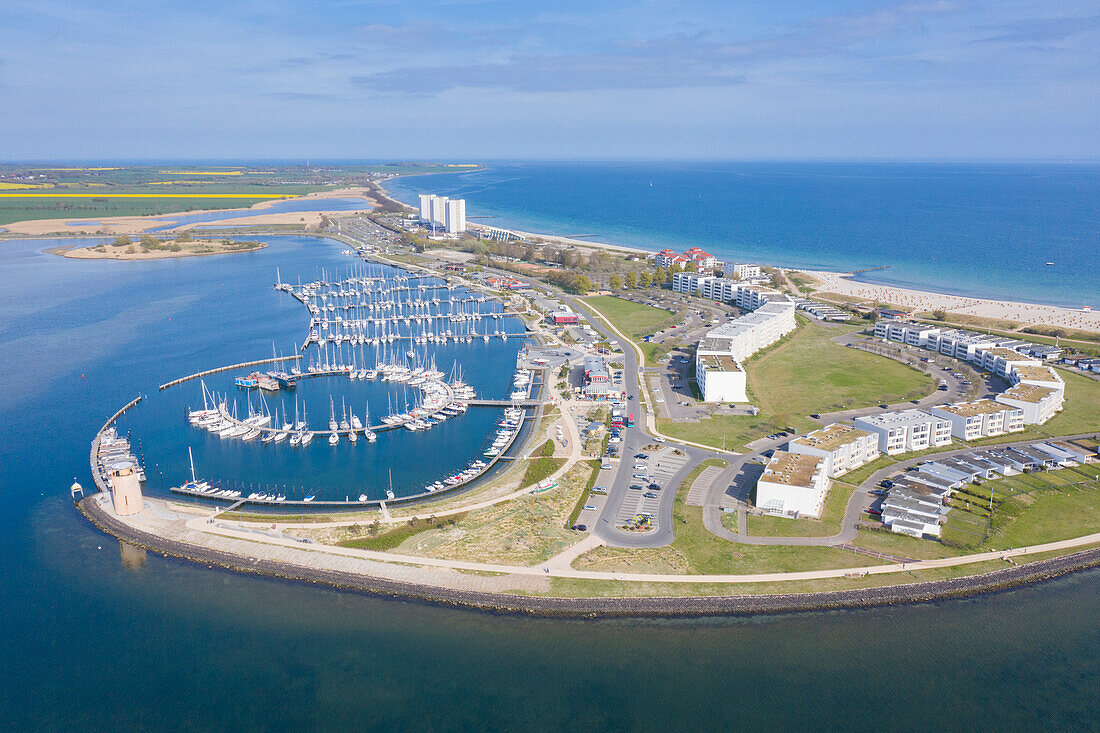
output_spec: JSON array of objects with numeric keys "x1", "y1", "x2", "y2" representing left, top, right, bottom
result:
[
  {"x1": 873, "y1": 320, "x2": 942, "y2": 347},
  {"x1": 995, "y1": 384, "x2": 1063, "y2": 425},
  {"x1": 728, "y1": 263, "x2": 761, "y2": 280},
  {"x1": 701, "y1": 301, "x2": 797, "y2": 362},
  {"x1": 1011, "y1": 364, "x2": 1064, "y2": 390},
  {"x1": 445, "y1": 198, "x2": 466, "y2": 234},
  {"x1": 928, "y1": 329, "x2": 1000, "y2": 361},
  {"x1": 736, "y1": 286, "x2": 790, "y2": 311},
  {"x1": 755, "y1": 451, "x2": 831, "y2": 518},
  {"x1": 787, "y1": 424, "x2": 880, "y2": 477},
  {"x1": 429, "y1": 195, "x2": 449, "y2": 227},
  {"x1": 854, "y1": 409, "x2": 953, "y2": 455},
  {"x1": 931, "y1": 400, "x2": 1025, "y2": 441},
  {"x1": 695, "y1": 353, "x2": 748, "y2": 403},
  {"x1": 976, "y1": 347, "x2": 1040, "y2": 378},
  {"x1": 418, "y1": 194, "x2": 433, "y2": 222}
]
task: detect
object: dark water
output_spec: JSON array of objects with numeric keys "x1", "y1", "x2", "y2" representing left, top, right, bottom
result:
[
  {"x1": 2, "y1": 234, "x2": 1097, "y2": 730},
  {"x1": 387, "y1": 161, "x2": 1100, "y2": 308}
]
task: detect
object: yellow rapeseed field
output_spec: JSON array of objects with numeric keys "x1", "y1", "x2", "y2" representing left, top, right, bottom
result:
[
  {"x1": 0, "y1": 193, "x2": 288, "y2": 199},
  {"x1": 0, "y1": 182, "x2": 51, "y2": 190}
]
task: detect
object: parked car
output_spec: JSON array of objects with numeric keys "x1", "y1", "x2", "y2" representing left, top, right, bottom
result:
[{"x1": 571, "y1": 524, "x2": 587, "y2": 532}]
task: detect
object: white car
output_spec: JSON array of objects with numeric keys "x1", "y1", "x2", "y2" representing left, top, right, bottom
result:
[{"x1": 583, "y1": 504, "x2": 597, "y2": 511}]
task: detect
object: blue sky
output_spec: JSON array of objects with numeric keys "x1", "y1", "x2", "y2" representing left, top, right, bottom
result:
[{"x1": 0, "y1": 0, "x2": 1097, "y2": 160}]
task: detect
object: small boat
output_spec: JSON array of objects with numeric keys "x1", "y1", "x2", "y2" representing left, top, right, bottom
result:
[
  {"x1": 328, "y1": 431, "x2": 339, "y2": 446},
  {"x1": 358, "y1": 494, "x2": 368, "y2": 502}
]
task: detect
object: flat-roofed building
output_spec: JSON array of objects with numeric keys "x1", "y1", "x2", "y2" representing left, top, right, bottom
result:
[
  {"x1": 696, "y1": 353, "x2": 748, "y2": 403},
  {"x1": 976, "y1": 347, "x2": 1040, "y2": 378},
  {"x1": 995, "y1": 383, "x2": 1063, "y2": 424},
  {"x1": 874, "y1": 320, "x2": 942, "y2": 347},
  {"x1": 853, "y1": 409, "x2": 952, "y2": 455},
  {"x1": 929, "y1": 329, "x2": 1000, "y2": 361},
  {"x1": 755, "y1": 451, "x2": 830, "y2": 518},
  {"x1": 728, "y1": 263, "x2": 761, "y2": 280},
  {"x1": 1010, "y1": 364, "x2": 1064, "y2": 390},
  {"x1": 931, "y1": 400, "x2": 1025, "y2": 440},
  {"x1": 787, "y1": 423, "x2": 879, "y2": 477}
]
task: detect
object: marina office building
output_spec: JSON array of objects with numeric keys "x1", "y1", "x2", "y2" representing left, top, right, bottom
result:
[
  {"x1": 755, "y1": 451, "x2": 831, "y2": 518},
  {"x1": 854, "y1": 409, "x2": 953, "y2": 455},
  {"x1": 786, "y1": 423, "x2": 880, "y2": 477}
]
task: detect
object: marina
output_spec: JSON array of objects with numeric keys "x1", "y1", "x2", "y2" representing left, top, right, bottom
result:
[{"x1": 92, "y1": 243, "x2": 544, "y2": 508}]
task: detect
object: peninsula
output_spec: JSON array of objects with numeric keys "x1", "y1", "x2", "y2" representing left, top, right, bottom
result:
[{"x1": 54, "y1": 235, "x2": 266, "y2": 260}]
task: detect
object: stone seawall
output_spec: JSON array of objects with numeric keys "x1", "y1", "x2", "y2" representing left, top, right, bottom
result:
[{"x1": 79, "y1": 497, "x2": 1100, "y2": 618}]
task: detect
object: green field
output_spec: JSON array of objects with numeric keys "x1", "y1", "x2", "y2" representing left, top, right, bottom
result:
[
  {"x1": 748, "y1": 319, "x2": 933, "y2": 417},
  {"x1": 1036, "y1": 369, "x2": 1100, "y2": 436},
  {"x1": 582, "y1": 295, "x2": 675, "y2": 339}
]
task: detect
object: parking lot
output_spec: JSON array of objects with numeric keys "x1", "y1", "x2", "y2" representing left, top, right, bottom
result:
[{"x1": 612, "y1": 448, "x2": 689, "y2": 527}]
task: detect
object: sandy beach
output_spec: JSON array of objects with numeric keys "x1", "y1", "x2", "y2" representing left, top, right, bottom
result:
[
  {"x1": 1, "y1": 187, "x2": 378, "y2": 236},
  {"x1": 50, "y1": 239, "x2": 266, "y2": 260},
  {"x1": 802, "y1": 269, "x2": 1100, "y2": 333}
]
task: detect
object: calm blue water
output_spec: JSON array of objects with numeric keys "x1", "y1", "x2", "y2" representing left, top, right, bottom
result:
[
  {"x1": 145, "y1": 196, "x2": 372, "y2": 232},
  {"x1": 387, "y1": 162, "x2": 1100, "y2": 308},
  {"x1": 1, "y1": 232, "x2": 1097, "y2": 730}
]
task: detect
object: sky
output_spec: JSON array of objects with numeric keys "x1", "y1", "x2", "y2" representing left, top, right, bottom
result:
[{"x1": 0, "y1": 0, "x2": 1097, "y2": 160}]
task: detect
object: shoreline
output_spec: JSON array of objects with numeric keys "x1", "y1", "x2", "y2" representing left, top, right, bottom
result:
[
  {"x1": 379, "y1": 177, "x2": 1098, "y2": 330},
  {"x1": 47, "y1": 240, "x2": 267, "y2": 260},
  {"x1": 79, "y1": 495, "x2": 1100, "y2": 618}
]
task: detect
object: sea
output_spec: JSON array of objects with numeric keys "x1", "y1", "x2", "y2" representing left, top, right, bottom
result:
[
  {"x1": 387, "y1": 161, "x2": 1100, "y2": 308},
  {"x1": 1, "y1": 170, "x2": 1098, "y2": 730}
]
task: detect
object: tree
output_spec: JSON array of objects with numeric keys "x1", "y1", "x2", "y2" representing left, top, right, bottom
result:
[
  {"x1": 609, "y1": 274, "x2": 623, "y2": 290},
  {"x1": 931, "y1": 309, "x2": 948, "y2": 321},
  {"x1": 572, "y1": 274, "x2": 593, "y2": 293},
  {"x1": 624, "y1": 272, "x2": 637, "y2": 289},
  {"x1": 639, "y1": 271, "x2": 653, "y2": 288},
  {"x1": 176, "y1": 230, "x2": 193, "y2": 242},
  {"x1": 684, "y1": 261, "x2": 698, "y2": 272},
  {"x1": 112, "y1": 235, "x2": 132, "y2": 247},
  {"x1": 653, "y1": 267, "x2": 667, "y2": 285}
]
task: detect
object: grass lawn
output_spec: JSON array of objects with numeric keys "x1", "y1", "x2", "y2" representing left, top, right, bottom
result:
[
  {"x1": 582, "y1": 296, "x2": 675, "y2": 339},
  {"x1": 745, "y1": 482, "x2": 856, "y2": 538},
  {"x1": 747, "y1": 319, "x2": 934, "y2": 418},
  {"x1": 656, "y1": 413, "x2": 798, "y2": 452},
  {"x1": 1036, "y1": 369, "x2": 1100, "y2": 436},
  {"x1": 850, "y1": 526, "x2": 962, "y2": 560},
  {"x1": 837, "y1": 455, "x2": 898, "y2": 486},
  {"x1": 338, "y1": 514, "x2": 467, "y2": 551},
  {"x1": 0, "y1": 196, "x2": 281, "y2": 227},
  {"x1": 521, "y1": 439, "x2": 566, "y2": 487}
]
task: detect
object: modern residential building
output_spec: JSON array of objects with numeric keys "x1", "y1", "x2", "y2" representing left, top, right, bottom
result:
[
  {"x1": 787, "y1": 423, "x2": 880, "y2": 477},
  {"x1": 695, "y1": 353, "x2": 748, "y2": 403},
  {"x1": 995, "y1": 383, "x2": 1063, "y2": 424},
  {"x1": 1010, "y1": 364, "x2": 1064, "y2": 390},
  {"x1": 755, "y1": 451, "x2": 831, "y2": 518},
  {"x1": 445, "y1": 198, "x2": 466, "y2": 233},
  {"x1": 701, "y1": 301, "x2": 797, "y2": 361},
  {"x1": 873, "y1": 320, "x2": 942, "y2": 347},
  {"x1": 727, "y1": 263, "x2": 762, "y2": 280},
  {"x1": 583, "y1": 356, "x2": 613, "y2": 400},
  {"x1": 418, "y1": 194, "x2": 433, "y2": 222},
  {"x1": 931, "y1": 400, "x2": 1025, "y2": 440},
  {"x1": 854, "y1": 409, "x2": 953, "y2": 455},
  {"x1": 975, "y1": 347, "x2": 1040, "y2": 378}
]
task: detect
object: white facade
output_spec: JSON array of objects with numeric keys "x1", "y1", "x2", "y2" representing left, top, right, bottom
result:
[
  {"x1": 429, "y1": 195, "x2": 449, "y2": 227},
  {"x1": 873, "y1": 320, "x2": 942, "y2": 347},
  {"x1": 787, "y1": 424, "x2": 880, "y2": 477},
  {"x1": 931, "y1": 400, "x2": 1025, "y2": 441},
  {"x1": 445, "y1": 198, "x2": 466, "y2": 234},
  {"x1": 702, "y1": 301, "x2": 796, "y2": 362},
  {"x1": 755, "y1": 451, "x2": 831, "y2": 518},
  {"x1": 976, "y1": 347, "x2": 1040, "y2": 378},
  {"x1": 418, "y1": 194, "x2": 433, "y2": 223},
  {"x1": 853, "y1": 409, "x2": 953, "y2": 455},
  {"x1": 995, "y1": 384, "x2": 1063, "y2": 425},
  {"x1": 696, "y1": 354, "x2": 748, "y2": 402},
  {"x1": 728, "y1": 263, "x2": 761, "y2": 280}
]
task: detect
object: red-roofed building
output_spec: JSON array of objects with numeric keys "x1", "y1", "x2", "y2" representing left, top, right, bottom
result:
[{"x1": 655, "y1": 247, "x2": 716, "y2": 270}]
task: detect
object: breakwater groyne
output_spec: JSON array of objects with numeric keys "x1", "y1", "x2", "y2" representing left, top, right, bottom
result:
[
  {"x1": 77, "y1": 495, "x2": 1100, "y2": 618},
  {"x1": 158, "y1": 355, "x2": 301, "y2": 391}
]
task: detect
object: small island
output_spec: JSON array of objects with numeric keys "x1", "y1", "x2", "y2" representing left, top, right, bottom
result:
[{"x1": 54, "y1": 233, "x2": 266, "y2": 260}]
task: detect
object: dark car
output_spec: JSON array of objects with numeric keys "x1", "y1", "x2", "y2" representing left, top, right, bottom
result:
[
  {"x1": 571, "y1": 524, "x2": 587, "y2": 532},
  {"x1": 879, "y1": 404, "x2": 890, "y2": 409},
  {"x1": 629, "y1": 484, "x2": 643, "y2": 490},
  {"x1": 809, "y1": 414, "x2": 820, "y2": 419},
  {"x1": 635, "y1": 453, "x2": 648, "y2": 459},
  {"x1": 643, "y1": 492, "x2": 657, "y2": 499},
  {"x1": 628, "y1": 395, "x2": 634, "y2": 400},
  {"x1": 647, "y1": 483, "x2": 661, "y2": 490}
]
